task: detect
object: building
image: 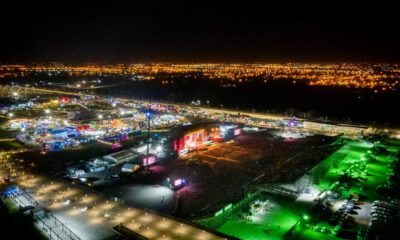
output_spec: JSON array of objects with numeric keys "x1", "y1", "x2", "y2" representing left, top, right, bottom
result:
[
  {"x1": 366, "y1": 200, "x2": 400, "y2": 239},
  {"x1": 121, "y1": 163, "x2": 141, "y2": 173},
  {"x1": 303, "y1": 121, "x2": 371, "y2": 136},
  {"x1": 103, "y1": 149, "x2": 141, "y2": 165}
]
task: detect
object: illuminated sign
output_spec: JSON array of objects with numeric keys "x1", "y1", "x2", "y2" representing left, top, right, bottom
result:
[
  {"x1": 143, "y1": 156, "x2": 156, "y2": 166},
  {"x1": 234, "y1": 128, "x2": 241, "y2": 136},
  {"x1": 174, "y1": 179, "x2": 183, "y2": 187}
]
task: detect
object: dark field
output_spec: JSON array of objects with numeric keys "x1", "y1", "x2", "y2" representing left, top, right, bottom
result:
[{"x1": 92, "y1": 77, "x2": 400, "y2": 126}]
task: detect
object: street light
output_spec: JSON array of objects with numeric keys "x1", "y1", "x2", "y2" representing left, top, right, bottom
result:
[
  {"x1": 156, "y1": 145, "x2": 162, "y2": 152},
  {"x1": 145, "y1": 100, "x2": 152, "y2": 167},
  {"x1": 98, "y1": 114, "x2": 104, "y2": 126}
]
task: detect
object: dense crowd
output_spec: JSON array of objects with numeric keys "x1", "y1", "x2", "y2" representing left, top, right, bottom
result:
[{"x1": 166, "y1": 131, "x2": 338, "y2": 218}]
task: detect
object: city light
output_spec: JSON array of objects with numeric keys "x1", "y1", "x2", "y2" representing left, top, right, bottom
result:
[
  {"x1": 0, "y1": 64, "x2": 399, "y2": 240},
  {"x1": 0, "y1": 8, "x2": 400, "y2": 240},
  {"x1": 2, "y1": 63, "x2": 398, "y2": 91}
]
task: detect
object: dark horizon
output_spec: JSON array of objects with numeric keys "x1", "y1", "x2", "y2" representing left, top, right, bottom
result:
[{"x1": 1, "y1": 3, "x2": 400, "y2": 64}]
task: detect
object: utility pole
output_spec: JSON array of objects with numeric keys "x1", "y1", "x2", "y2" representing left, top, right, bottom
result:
[{"x1": 145, "y1": 99, "x2": 152, "y2": 167}]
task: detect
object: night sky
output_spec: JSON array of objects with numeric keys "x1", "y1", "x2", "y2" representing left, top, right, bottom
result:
[{"x1": 1, "y1": 2, "x2": 399, "y2": 63}]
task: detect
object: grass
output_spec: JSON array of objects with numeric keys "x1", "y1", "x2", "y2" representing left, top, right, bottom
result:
[
  {"x1": 294, "y1": 139, "x2": 400, "y2": 239},
  {"x1": 1, "y1": 197, "x2": 19, "y2": 214},
  {"x1": 0, "y1": 141, "x2": 25, "y2": 151},
  {"x1": 0, "y1": 199, "x2": 47, "y2": 240},
  {"x1": 215, "y1": 139, "x2": 400, "y2": 240},
  {"x1": 315, "y1": 140, "x2": 399, "y2": 201},
  {"x1": 217, "y1": 197, "x2": 301, "y2": 240},
  {"x1": 0, "y1": 127, "x2": 17, "y2": 138}
]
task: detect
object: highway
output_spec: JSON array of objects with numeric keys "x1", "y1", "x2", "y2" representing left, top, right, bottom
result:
[
  {"x1": 11, "y1": 85, "x2": 378, "y2": 137},
  {"x1": 14, "y1": 85, "x2": 289, "y2": 122}
]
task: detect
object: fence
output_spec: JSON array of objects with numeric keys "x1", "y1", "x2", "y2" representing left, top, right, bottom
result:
[
  {"x1": 36, "y1": 213, "x2": 81, "y2": 240},
  {"x1": 8, "y1": 189, "x2": 82, "y2": 240},
  {"x1": 196, "y1": 191, "x2": 261, "y2": 229}
]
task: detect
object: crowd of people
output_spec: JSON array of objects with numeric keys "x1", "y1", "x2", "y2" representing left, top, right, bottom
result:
[{"x1": 166, "y1": 131, "x2": 338, "y2": 218}]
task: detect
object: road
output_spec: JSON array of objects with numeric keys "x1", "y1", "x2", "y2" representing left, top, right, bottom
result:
[
  {"x1": 17, "y1": 85, "x2": 379, "y2": 137},
  {"x1": 2, "y1": 85, "x2": 382, "y2": 137},
  {"x1": 17, "y1": 86, "x2": 288, "y2": 121}
]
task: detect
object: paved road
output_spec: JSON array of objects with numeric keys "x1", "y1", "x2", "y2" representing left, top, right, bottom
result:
[
  {"x1": 17, "y1": 174, "x2": 227, "y2": 240},
  {"x1": 15, "y1": 86, "x2": 377, "y2": 137},
  {"x1": 17, "y1": 86, "x2": 288, "y2": 121}
]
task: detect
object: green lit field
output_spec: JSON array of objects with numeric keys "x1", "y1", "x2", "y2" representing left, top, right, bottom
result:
[
  {"x1": 217, "y1": 198, "x2": 301, "y2": 240},
  {"x1": 1, "y1": 197, "x2": 19, "y2": 214},
  {"x1": 0, "y1": 140, "x2": 25, "y2": 151},
  {"x1": 315, "y1": 140, "x2": 398, "y2": 201},
  {"x1": 290, "y1": 139, "x2": 400, "y2": 240},
  {"x1": 210, "y1": 138, "x2": 400, "y2": 240}
]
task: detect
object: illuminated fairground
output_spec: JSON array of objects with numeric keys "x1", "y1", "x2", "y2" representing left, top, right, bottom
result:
[
  {"x1": 1, "y1": 84, "x2": 400, "y2": 240},
  {"x1": 1, "y1": 3, "x2": 400, "y2": 239}
]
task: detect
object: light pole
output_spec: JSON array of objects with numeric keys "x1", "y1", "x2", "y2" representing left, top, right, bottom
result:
[
  {"x1": 145, "y1": 100, "x2": 152, "y2": 167},
  {"x1": 98, "y1": 114, "x2": 103, "y2": 125}
]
